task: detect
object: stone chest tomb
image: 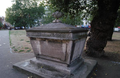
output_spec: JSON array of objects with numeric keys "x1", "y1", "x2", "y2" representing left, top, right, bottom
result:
[
  {"x1": 27, "y1": 23, "x2": 87, "y2": 66},
  {"x1": 13, "y1": 22, "x2": 97, "y2": 78}
]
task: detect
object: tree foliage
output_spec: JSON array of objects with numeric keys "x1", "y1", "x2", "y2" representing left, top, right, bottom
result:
[
  {"x1": 0, "y1": 17, "x2": 3, "y2": 27},
  {"x1": 5, "y1": 0, "x2": 45, "y2": 27},
  {"x1": 48, "y1": 0, "x2": 97, "y2": 19},
  {"x1": 0, "y1": 21, "x2": 3, "y2": 27},
  {"x1": 41, "y1": 4, "x2": 55, "y2": 24},
  {"x1": 115, "y1": 8, "x2": 120, "y2": 27},
  {"x1": 41, "y1": 0, "x2": 98, "y2": 25}
]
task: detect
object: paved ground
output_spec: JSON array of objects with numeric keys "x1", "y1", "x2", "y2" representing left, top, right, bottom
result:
[
  {"x1": 0, "y1": 30, "x2": 34, "y2": 78},
  {"x1": 82, "y1": 53, "x2": 120, "y2": 78}
]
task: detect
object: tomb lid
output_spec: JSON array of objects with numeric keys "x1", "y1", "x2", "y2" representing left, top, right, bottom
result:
[{"x1": 26, "y1": 23, "x2": 88, "y2": 33}]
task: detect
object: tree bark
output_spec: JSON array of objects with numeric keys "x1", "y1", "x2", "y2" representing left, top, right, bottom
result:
[
  {"x1": 86, "y1": 0, "x2": 120, "y2": 57},
  {"x1": 107, "y1": 26, "x2": 114, "y2": 41}
]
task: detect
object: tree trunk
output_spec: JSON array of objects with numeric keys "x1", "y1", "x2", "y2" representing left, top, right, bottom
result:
[
  {"x1": 107, "y1": 26, "x2": 114, "y2": 41},
  {"x1": 86, "y1": 0, "x2": 120, "y2": 57}
]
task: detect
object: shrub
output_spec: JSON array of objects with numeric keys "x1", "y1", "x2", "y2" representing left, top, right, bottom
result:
[{"x1": 0, "y1": 21, "x2": 3, "y2": 27}]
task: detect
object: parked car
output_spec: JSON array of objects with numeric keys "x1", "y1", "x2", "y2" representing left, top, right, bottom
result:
[
  {"x1": 118, "y1": 26, "x2": 120, "y2": 28},
  {"x1": 118, "y1": 26, "x2": 120, "y2": 31},
  {"x1": 8, "y1": 26, "x2": 14, "y2": 30},
  {"x1": 76, "y1": 25, "x2": 91, "y2": 29},
  {"x1": 20, "y1": 26, "x2": 24, "y2": 29},
  {"x1": 14, "y1": 27, "x2": 20, "y2": 30},
  {"x1": 114, "y1": 28, "x2": 119, "y2": 32},
  {"x1": 14, "y1": 26, "x2": 25, "y2": 30},
  {"x1": 25, "y1": 26, "x2": 30, "y2": 29},
  {"x1": 81, "y1": 25, "x2": 91, "y2": 29}
]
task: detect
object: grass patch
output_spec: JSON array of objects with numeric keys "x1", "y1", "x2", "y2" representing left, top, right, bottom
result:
[
  {"x1": 12, "y1": 46, "x2": 15, "y2": 49},
  {"x1": 27, "y1": 50, "x2": 31, "y2": 52},
  {"x1": 14, "y1": 49, "x2": 18, "y2": 51},
  {"x1": 20, "y1": 39, "x2": 24, "y2": 41},
  {"x1": 10, "y1": 30, "x2": 26, "y2": 35},
  {"x1": 9, "y1": 30, "x2": 12, "y2": 46},
  {"x1": 26, "y1": 41, "x2": 30, "y2": 42},
  {"x1": 19, "y1": 50, "x2": 24, "y2": 52},
  {"x1": 25, "y1": 47, "x2": 29, "y2": 49}
]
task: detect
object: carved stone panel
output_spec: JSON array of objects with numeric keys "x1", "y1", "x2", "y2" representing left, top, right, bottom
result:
[
  {"x1": 71, "y1": 38, "x2": 86, "y2": 62},
  {"x1": 30, "y1": 38, "x2": 41, "y2": 56},
  {"x1": 40, "y1": 40, "x2": 67, "y2": 61}
]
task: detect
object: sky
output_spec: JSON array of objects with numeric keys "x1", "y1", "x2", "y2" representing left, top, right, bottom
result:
[{"x1": 0, "y1": 0, "x2": 13, "y2": 17}]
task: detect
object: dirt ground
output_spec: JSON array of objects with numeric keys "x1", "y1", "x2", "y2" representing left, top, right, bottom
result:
[
  {"x1": 104, "y1": 32, "x2": 120, "y2": 62},
  {"x1": 9, "y1": 30, "x2": 33, "y2": 53}
]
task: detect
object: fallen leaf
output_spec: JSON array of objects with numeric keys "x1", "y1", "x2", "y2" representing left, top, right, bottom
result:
[
  {"x1": 105, "y1": 73, "x2": 108, "y2": 75},
  {"x1": 41, "y1": 66, "x2": 43, "y2": 68},
  {"x1": 93, "y1": 73, "x2": 97, "y2": 76}
]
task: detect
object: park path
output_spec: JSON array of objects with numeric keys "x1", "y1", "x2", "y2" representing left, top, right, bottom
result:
[{"x1": 0, "y1": 30, "x2": 34, "y2": 78}]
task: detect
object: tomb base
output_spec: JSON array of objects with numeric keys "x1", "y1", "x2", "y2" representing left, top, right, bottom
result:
[{"x1": 13, "y1": 57, "x2": 97, "y2": 78}]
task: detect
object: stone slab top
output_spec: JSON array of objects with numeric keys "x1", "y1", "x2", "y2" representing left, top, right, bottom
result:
[{"x1": 26, "y1": 23, "x2": 88, "y2": 33}]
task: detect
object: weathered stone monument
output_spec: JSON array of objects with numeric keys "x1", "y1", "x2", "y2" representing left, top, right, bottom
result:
[{"x1": 13, "y1": 12, "x2": 97, "y2": 78}]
